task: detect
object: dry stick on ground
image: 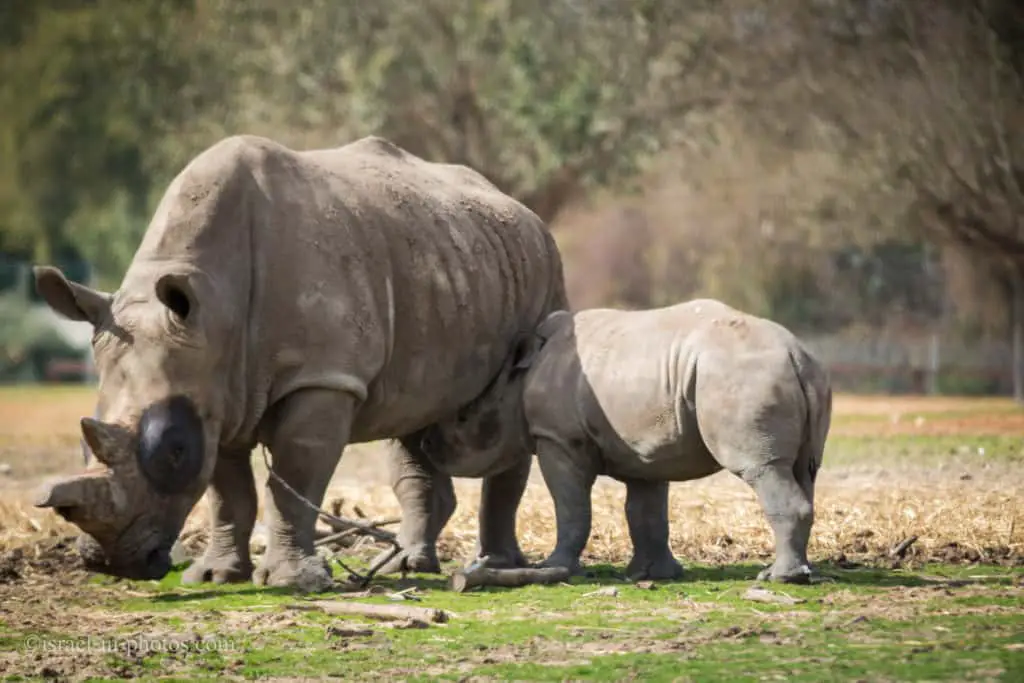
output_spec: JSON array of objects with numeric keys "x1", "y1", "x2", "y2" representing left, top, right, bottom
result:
[
  {"x1": 260, "y1": 446, "x2": 400, "y2": 587},
  {"x1": 890, "y1": 535, "x2": 920, "y2": 559},
  {"x1": 449, "y1": 557, "x2": 572, "y2": 593},
  {"x1": 299, "y1": 599, "x2": 449, "y2": 624}
]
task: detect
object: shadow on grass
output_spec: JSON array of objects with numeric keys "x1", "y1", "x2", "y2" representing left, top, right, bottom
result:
[
  {"x1": 565, "y1": 561, "x2": 942, "y2": 588},
  {"x1": 151, "y1": 585, "x2": 298, "y2": 603},
  {"x1": 143, "y1": 560, "x2": 951, "y2": 604}
]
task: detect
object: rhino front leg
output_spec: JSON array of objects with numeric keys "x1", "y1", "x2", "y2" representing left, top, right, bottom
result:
[
  {"x1": 536, "y1": 438, "x2": 597, "y2": 575},
  {"x1": 473, "y1": 455, "x2": 530, "y2": 568},
  {"x1": 181, "y1": 449, "x2": 257, "y2": 584},
  {"x1": 374, "y1": 436, "x2": 456, "y2": 575},
  {"x1": 623, "y1": 478, "x2": 683, "y2": 581},
  {"x1": 743, "y1": 463, "x2": 814, "y2": 585},
  {"x1": 253, "y1": 389, "x2": 357, "y2": 591}
]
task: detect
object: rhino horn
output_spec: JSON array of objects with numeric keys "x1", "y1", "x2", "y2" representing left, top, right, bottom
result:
[
  {"x1": 80, "y1": 417, "x2": 132, "y2": 466},
  {"x1": 33, "y1": 473, "x2": 125, "y2": 520}
]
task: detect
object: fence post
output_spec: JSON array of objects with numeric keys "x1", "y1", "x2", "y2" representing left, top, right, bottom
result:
[{"x1": 927, "y1": 332, "x2": 940, "y2": 395}]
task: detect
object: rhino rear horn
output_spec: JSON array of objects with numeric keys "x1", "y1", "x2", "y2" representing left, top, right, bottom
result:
[{"x1": 81, "y1": 418, "x2": 132, "y2": 466}]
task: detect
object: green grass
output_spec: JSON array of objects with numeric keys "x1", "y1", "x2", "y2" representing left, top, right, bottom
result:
[
  {"x1": 825, "y1": 433, "x2": 1024, "y2": 465},
  {"x1": 3, "y1": 561, "x2": 1022, "y2": 681}
]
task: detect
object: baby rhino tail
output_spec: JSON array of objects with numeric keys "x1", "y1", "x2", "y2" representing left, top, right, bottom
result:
[{"x1": 788, "y1": 346, "x2": 832, "y2": 489}]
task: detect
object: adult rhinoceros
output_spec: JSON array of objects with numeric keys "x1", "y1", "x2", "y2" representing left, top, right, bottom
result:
[{"x1": 30, "y1": 134, "x2": 568, "y2": 590}]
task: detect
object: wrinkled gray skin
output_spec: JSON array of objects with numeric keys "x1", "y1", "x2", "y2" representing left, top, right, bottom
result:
[
  {"x1": 425, "y1": 299, "x2": 832, "y2": 584},
  {"x1": 30, "y1": 134, "x2": 567, "y2": 589}
]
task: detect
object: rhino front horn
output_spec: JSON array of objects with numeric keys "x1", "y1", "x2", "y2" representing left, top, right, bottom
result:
[
  {"x1": 33, "y1": 476, "x2": 95, "y2": 509},
  {"x1": 33, "y1": 474, "x2": 125, "y2": 521},
  {"x1": 80, "y1": 417, "x2": 131, "y2": 466}
]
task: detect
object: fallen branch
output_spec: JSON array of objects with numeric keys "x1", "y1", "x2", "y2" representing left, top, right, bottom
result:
[
  {"x1": 449, "y1": 565, "x2": 571, "y2": 593},
  {"x1": 301, "y1": 600, "x2": 449, "y2": 624},
  {"x1": 890, "y1": 535, "x2": 919, "y2": 559},
  {"x1": 316, "y1": 518, "x2": 401, "y2": 548},
  {"x1": 260, "y1": 447, "x2": 398, "y2": 545}
]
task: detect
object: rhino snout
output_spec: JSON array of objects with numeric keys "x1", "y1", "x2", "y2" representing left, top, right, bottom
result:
[
  {"x1": 137, "y1": 395, "x2": 205, "y2": 495},
  {"x1": 76, "y1": 533, "x2": 174, "y2": 581}
]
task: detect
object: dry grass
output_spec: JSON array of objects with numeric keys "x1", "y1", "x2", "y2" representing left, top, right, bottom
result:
[{"x1": 1, "y1": 387, "x2": 1022, "y2": 567}]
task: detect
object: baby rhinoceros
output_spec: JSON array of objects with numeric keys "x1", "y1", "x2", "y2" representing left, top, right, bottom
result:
[{"x1": 422, "y1": 299, "x2": 832, "y2": 584}]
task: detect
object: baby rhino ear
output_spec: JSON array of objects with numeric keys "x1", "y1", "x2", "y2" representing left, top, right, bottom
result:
[
  {"x1": 33, "y1": 266, "x2": 112, "y2": 326},
  {"x1": 510, "y1": 332, "x2": 543, "y2": 371}
]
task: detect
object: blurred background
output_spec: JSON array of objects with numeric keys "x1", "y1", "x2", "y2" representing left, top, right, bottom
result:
[{"x1": 0, "y1": 0, "x2": 1022, "y2": 398}]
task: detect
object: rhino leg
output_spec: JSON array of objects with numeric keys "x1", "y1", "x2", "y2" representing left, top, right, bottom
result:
[
  {"x1": 623, "y1": 478, "x2": 683, "y2": 581},
  {"x1": 253, "y1": 389, "x2": 358, "y2": 591},
  {"x1": 472, "y1": 455, "x2": 530, "y2": 568},
  {"x1": 181, "y1": 449, "x2": 257, "y2": 584},
  {"x1": 374, "y1": 436, "x2": 456, "y2": 575},
  {"x1": 743, "y1": 463, "x2": 814, "y2": 584},
  {"x1": 536, "y1": 437, "x2": 597, "y2": 575}
]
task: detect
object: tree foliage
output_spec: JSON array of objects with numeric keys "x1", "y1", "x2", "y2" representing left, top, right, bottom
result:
[{"x1": 0, "y1": 0, "x2": 1022, "y2": 377}]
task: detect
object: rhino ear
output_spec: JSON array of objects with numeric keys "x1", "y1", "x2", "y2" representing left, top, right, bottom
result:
[
  {"x1": 510, "y1": 332, "x2": 544, "y2": 372},
  {"x1": 155, "y1": 273, "x2": 195, "y2": 324},
  {"x1": 33, "y1": 266, "x2": 111, "y2": 327}
]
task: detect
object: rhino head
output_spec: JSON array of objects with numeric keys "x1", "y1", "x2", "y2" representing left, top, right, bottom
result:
[{"x1": 30, "y1": 265, "x2": 229, "y2": 580}]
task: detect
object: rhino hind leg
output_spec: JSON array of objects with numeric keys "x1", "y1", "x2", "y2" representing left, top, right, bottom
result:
[
  {"x1": 535, "y1": 438, "x2": 597, "y2": 575},
  {"x1": 742, "y1": 462, "x2": 814, "y2": 585},
  {"x1": 373, "y1": 436, "x2": 456, "y2": 575},
  {"x1": 623, "y1": 478, "x2": 683, "y2": 581},
  {"x1": 253, "y1": 389, "x2": 358, "y2": 592},
  {"x1": 472, "y1": 455, "x2": 530, "y2": 569},
  {"x1": 181, "y1": 450, "x2": 257, "y2": 585}
]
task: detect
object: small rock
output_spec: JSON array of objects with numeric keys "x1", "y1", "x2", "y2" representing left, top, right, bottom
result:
[
  {"x1": 634, "y1": 580, "x2": 656, "y2": 590},
  {"x1": 0, "y1": 463, "x2": 12, "y2": 475},
  {"x1": 325, "y1": 624, "x2": 374, "y2": 638},
  {"x1": 959, "y1": 473, "x2": 973, "y2": 481},
  {"x1": 743, "y1": 587, "x2": 805, "y2": 605},
  {"x1": 385, "y1": 618, "x2": 429, "y2": 630},
  {"x1": 582, "y1": 586, "x2": 619, "y2": 598}
]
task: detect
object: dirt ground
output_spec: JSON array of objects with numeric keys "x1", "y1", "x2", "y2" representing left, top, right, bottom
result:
[
  {"x1": 0, "y1": 389, "x2": 1022, "y2": 679},
  {"x1": 1, "y1": 390, "x2": 1021, "y2": 567}
]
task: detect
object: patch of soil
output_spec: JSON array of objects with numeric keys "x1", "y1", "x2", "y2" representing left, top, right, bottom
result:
[
  {"x1": 835, "y1": 412, "x2": 1024, "y2": 437},
  {"x1": 0, "y1": 536, "x2": 87, "y2": 586}
]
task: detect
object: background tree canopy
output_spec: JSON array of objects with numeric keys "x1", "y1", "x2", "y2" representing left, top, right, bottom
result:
[{"x1": 1, "y1": 0, "x2": 1022, "y2": 394}]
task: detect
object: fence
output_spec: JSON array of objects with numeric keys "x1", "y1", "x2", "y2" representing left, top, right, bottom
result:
[{"x1": 802, "y1": 331, "x2": 1012, "y2": 395}]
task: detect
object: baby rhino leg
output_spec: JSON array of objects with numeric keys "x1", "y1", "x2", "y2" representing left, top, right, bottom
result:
[
  {"x1": 744, "y1": 463, "x2": 814, "y2": 584},
  {"x1": 623, "y1": 478, "x2": 683, "y2": 581}
]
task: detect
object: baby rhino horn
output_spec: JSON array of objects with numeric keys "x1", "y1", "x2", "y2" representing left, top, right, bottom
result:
[{"x1": 80, "y1": 417, "x2": 132, "y2": 466}]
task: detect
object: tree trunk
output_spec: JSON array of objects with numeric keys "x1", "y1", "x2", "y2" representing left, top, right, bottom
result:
[{"x1": 1013, "y1": 268, "x2": 1024, "y2": 403}]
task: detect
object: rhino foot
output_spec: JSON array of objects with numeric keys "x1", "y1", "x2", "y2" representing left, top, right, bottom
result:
[
  {"x1": 253, "y1": 554, "x2": 334, "y2": 592},
  {"x1": 181, "y1": 555, "x2": 253, "y2": 585},
  {"x1": 757, "y1": 562, "x2": 813, "y2": 585},
  {"x1": 373, "y1": 544, "x2": 442, "y2": 575},
  {"x1": 626, "y1": 553, "x2": 684, "y2": 582},
  {"x1": 537, "y1": 551, "x2": 584, "y2": 576}
]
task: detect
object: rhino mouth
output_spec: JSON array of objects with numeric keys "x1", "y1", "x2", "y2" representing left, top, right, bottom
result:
[{"x1": 76, "y1": 529, "x2": 175, "y2": 581}]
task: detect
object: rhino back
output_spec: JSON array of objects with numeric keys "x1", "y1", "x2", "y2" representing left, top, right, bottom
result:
[
  {"x1": 524, "y1": 300, "x2": 807, "y2": 480},
  {"x1": 251, "y1": 136, "x2": 565, "y2": 441},
  {"x1": 121, "y1": 135, "x2": 566, "y2": 445}
]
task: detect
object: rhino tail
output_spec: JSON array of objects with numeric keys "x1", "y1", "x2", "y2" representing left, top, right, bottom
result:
[{"x1": 787, "y1": 349, "x2": 832, "y2": 487}]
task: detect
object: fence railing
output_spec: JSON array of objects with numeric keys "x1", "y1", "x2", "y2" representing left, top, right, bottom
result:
[{"x1": 801, "y1": 333, "x2": 1012, "y2": 395}]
